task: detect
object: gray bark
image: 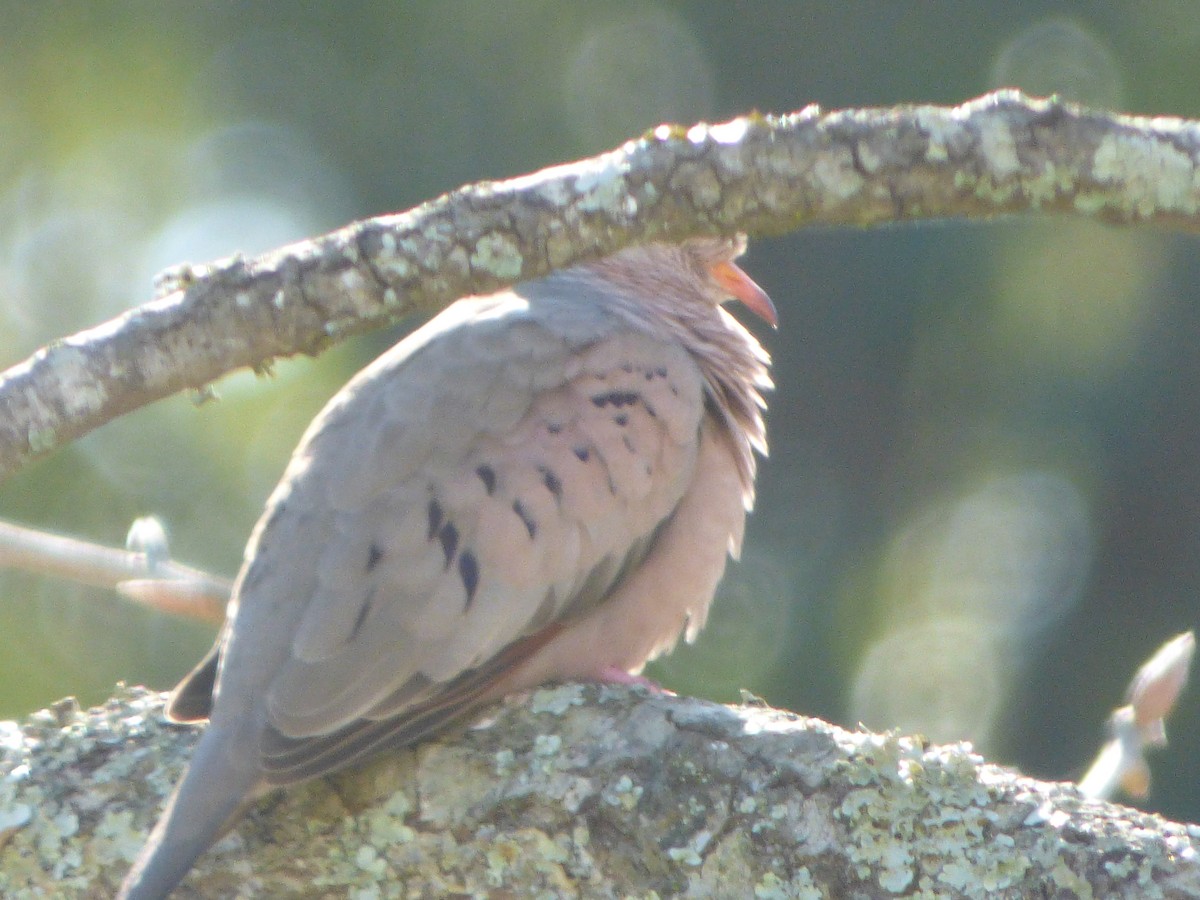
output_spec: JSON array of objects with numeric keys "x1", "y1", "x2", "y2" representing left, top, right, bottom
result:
[
  {"x1": 1, "y1": 684, "x2": 1197, "y2": 898},
  {"x1": 1, "y1": 90, "x2": 1199, "y2": 479}
]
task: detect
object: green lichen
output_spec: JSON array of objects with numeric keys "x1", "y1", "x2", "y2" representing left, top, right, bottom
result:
[
  {"x1": 1092, "y1": 132, "x2": 1199, "y2": 216},
  {"x1": 469, "y1": 232, "x2": 524, "y2": 281}
]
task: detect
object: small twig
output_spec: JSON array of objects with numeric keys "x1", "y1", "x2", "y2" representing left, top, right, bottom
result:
[
  {"x1": 1079, "y1": 630, "x2": 1194, "y2": 800},
  {"x1": 0, "y1": 519, "x2": 229, "y2": 623}
]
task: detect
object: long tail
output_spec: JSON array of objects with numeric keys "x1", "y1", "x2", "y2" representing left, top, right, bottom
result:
[{"x1": 118, "y1": 724, "x2": 263, "y2": 900}]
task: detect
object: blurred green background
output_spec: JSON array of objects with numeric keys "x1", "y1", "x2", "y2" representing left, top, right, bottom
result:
[{"x1": 2, "y1": 1, "x2": 1199, "y2": 821}]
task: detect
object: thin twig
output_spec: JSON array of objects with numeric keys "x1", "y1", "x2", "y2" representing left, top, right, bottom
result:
[
  {"x1": 0, "y1": 519, "x2": 229, "y2": 623},
  {"x1": 1078, "y1": 630, "x2": 1194, "y2": 800}
]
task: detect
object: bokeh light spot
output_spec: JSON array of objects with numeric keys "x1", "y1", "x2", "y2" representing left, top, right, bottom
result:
[
  {"x1": 563, "y1": 6, "x2": 715, "y2": 151},
  {"x1": 851, "y1": 619, "x2": 1002, "y2": 747},
  {"x1": 991, "y1": 18, "x2": 1123, "y2": 109},
  {"x1": 991, "y1": 222, "x2": 1166, "y2": 381}
]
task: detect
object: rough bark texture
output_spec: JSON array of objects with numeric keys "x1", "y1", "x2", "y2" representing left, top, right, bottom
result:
[
  {"x1": 2, "y1": 90, "x2": 1200, "y2": 480},
  {"x1": 1, "y1": 683, "x2": 1198, "y2": 898}
]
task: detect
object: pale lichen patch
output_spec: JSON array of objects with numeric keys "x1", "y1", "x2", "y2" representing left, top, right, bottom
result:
[
  {"x1": 338, "y1": 268, "x2": 367, "y2": 293},
  {"x1": 374, "y1": 254, "x2": 413, "y2": 282},
  {"x1": 975, "y1": 117, "x2": 1021, "y2": 180},
  {"x1": 469, "y1": 232, "x2": 524, "y2": 281},
  {"x1": 603, "y1": 774, "x2": 643, "y2": 811},
  {"x1": 528, "y1": 683, "x2": 587, "y2": 716},
  {"x1": 809, "y1": 150, "x2": 865, "y2": 203},
  {"x1": 26, "y1": 426, "x2": 57, "y2": 454},
  {"x1": 533, "y1": 733, "x2": 562, "y2": 757},
  {"x1": 1092, "y1": 132, "x2": 1199, "y2": 216},
  {"x1": 672, "y1": 162, "x2": 722, "y2": 209},
  {"x1": 573, "y1": 154, "x2": 631, "y2": 215},
  {"x1": 915, "y1": 107, "x2": 969, "y2": 164},
  {"x1": 49, "y1": 346, "x2": 109, "y2": 419}
]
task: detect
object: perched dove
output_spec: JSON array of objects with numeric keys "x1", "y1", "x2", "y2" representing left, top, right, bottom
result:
[{"x1": 119, "y1": 236, "x2": 774, "y2": 898}]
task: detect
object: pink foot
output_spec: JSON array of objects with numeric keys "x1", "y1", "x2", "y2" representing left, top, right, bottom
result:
[{"x1": 593, "y1": 665, "x2": 676, "y2": 696}]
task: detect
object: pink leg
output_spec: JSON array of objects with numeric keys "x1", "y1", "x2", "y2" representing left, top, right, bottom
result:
[{"x1": 593, "y1": 665, "x2": 676, "y2": 695}]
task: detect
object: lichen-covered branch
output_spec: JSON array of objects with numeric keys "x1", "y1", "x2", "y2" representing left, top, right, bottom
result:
[
  {"x1": 2, "y1": 684, "x2": 1198, "y2": 898},
  {"x1": 2, "y1": 90, "x2": 1200, "y2": 481}
]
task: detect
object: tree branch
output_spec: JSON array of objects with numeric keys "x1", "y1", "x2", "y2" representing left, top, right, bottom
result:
[
  {"x1": 1, "y1": 684, "x2": 1198, "y2": 897},
  {"x1": 0, "y1": 519, "x2": 229, "y2": 623},
  {"x1": 2, "y1": 90, "x2": 1199, "y2": 480}
]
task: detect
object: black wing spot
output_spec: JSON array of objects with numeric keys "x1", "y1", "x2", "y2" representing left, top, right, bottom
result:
[
  {"x1": 614, "y1": 413, "x2": 629, "y2": 427},
  {"x1": 366, "y1": 543, "x2": 384, "y2": 572},
  {"x1": 621, "y1": 362, "x2": 633, "y2": 373},
  {"x1": 574, "y1": 446, "x2": 590, "y2": 462},
  {"x1": 623, "y1": 434, "x2": 636, "y2": 453},
  {"x1": 427, "y1": 499, "x2": 444, "y2": 540},
  {"x1": 703, "y1": 391, "x2": 722, "y2": 421},
  {"x1": 512, "y1": 499, "x2": 537, "y2": 538},
  {"x1": 547, "y1": 422, "x2": 562, "y2": 435},
  {"x1": 591, "y1": 390, "x2": 640, "y2": 409},
  {"x1": 656, "y1": 366, "x2": 668, "y2": 378},
  {"x1": 476, "y1": 465, "x2": 497, "y2": 495},
  {"x1": 459, "y1": 551, "x2": 480, "y2": 609},
  {"x1": 348, "y1": 589, "x2": 376, "y2": 643},
  {"x1": 539, "y1": 465, "x2": 563, "y2": 499},
  {"x1": 438, "y1": 522, "x2": 459, "y2": 567},
  {"x1": 350, "y1": 600, "x2": 372, "y2": 643}
]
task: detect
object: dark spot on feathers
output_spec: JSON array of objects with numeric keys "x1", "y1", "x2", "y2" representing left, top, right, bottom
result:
[
  {"x1": 438, "y1": 522, "x2": 458, "y2": 567},
  {"x1": 656, "y1": 366, "x2": 668, "y2": 378},
  {"x1": 366, "y1": 543, "x2": 384, "y2": 572},
  {"x1": 547, "y1": 422, "x2": 562, "y2": 434},
  {"x1": 621, "y1": 362, "x2": 633, "y2": 373},
  {"x1": 350, "y1": 600, "x2": 372, "y2": 643},
  {"x1": 349, "y1": 589, "x2": 376, "y2": 643},
  {"x1": 476, "y1": 465, "x2": 496, "y2": 495},
  {"x1": 703, "y1": 391, "x2": 722, "y2": 420},
  {"x1": 459, "y1": 551, "x2": 479, "y2": 608},
  {"x1": 427, "y1": 499, "x2": 443, "y2": 540},
  {"x1": 539, "y1": 465, "x2": 563, "y2": 498},
  {"x1": 591, "y1": 390, "x2": 639, "y2": 409},
  {"x1": 574, "y1": 446, "x2": 590, "y2": 462},
  {"x1": 614, "y1": 413, "x2": 629, "y2": 427},
  {"x1": 623, "y1": 434, "x2": 636, "y2": 453},
  {"x1": 512, "y1": 500, "x2": 537, "y2": 538}
]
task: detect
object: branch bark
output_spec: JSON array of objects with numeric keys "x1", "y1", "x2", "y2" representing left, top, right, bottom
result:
[
  {"x1": 2, "y1": 90, "x2": 1200, "y2": 480},
  {"x1": 1, "y1": 684, "x2": 1197, "y2": 898}
]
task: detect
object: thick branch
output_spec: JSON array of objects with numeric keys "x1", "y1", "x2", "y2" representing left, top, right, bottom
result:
[
  {"x1": 1, "y1": 684, "x2": 1197, "y2": 897},
  {"x1": 1, "y1": 90, "x2": 1199, "y2": 480}
]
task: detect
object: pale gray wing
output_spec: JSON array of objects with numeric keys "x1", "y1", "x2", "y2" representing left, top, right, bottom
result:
[{"x1": 206, "y1": 290, "x2": 709, "y2": 781}]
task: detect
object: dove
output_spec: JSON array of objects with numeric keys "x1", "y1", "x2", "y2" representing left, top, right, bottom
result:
[{"x1": 118, "y1": 236, "x2": 774, "y2": 898}]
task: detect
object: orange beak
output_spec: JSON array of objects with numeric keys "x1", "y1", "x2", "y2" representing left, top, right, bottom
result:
[{"x1": 711, "y1": 260, "x2": 778, "y2": 328}]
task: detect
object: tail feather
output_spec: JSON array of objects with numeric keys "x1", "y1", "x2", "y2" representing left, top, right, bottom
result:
[{"x1": 118, "y1": 724, "x2": 263, "y2": 900}]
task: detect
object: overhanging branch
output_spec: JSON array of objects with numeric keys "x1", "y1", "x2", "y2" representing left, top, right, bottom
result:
[{"x1": 1, "y1": 90, "x2": 1199, "y2": 481}]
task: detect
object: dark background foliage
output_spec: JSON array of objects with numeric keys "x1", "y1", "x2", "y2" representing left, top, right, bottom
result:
[{"x1": 2, "y1": 2, "x2": 1199, "y2": 821}]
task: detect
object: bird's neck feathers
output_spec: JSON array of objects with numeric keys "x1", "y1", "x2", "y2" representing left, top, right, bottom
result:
[{"x1": 563, "y1": 254, "x2": 772, "y2": 503}]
